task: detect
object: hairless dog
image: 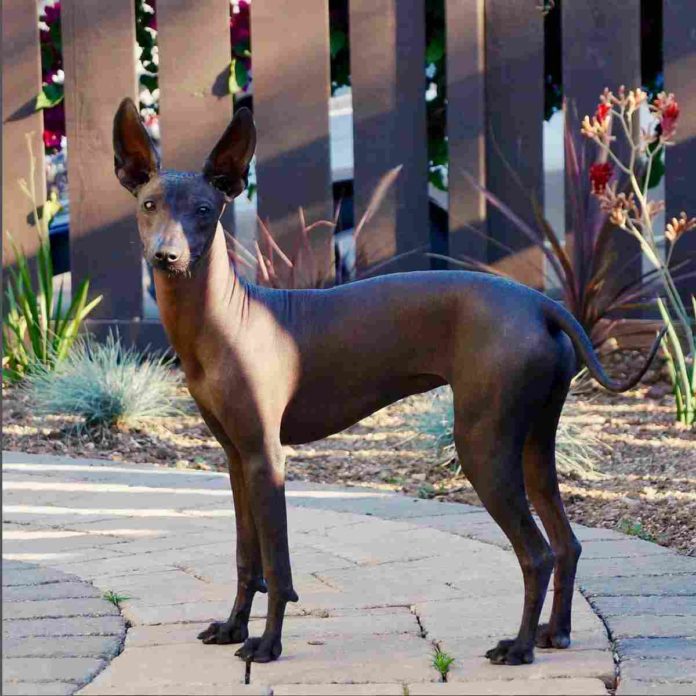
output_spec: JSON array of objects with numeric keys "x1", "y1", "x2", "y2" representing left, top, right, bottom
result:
[{"x1": 113, "y1": 99, "x2": 663, "y2": 666}]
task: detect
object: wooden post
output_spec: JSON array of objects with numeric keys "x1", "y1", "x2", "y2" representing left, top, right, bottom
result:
[
  {"x1": 156, "y1": 0, "x2": 233, "y2": 171},
  {"x1": 156, "y1": 0, "x2": 235, "y2": 233},
  {"x1": 251, "y1": 0, "x2": 334, "y2": 286},
  {"x1": 562, "y1": 0, "x2": 642, "y2": 300},
  {"x1": 350, "y1": 0, "x2": 429, "y2": 273},
  {"x1": 62, "y1": 0, "x2": 142, "y2": 320},
  {"x1": 664, "y1": 0, "x2": 696, "y2": 300},
  {"x1": 484, "y1": 0, "x2": 544, "y2": 288},
  {"x1": 2, "y1": 0, "x2": 46, "y2": 270},
  {"x1": 446, "y1": 0, "x2": 485, "y2": 261}
]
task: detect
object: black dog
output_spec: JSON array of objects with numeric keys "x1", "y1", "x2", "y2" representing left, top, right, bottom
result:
[{"x1": 113, "y1": 98, "x2": 663, "y2": 665}]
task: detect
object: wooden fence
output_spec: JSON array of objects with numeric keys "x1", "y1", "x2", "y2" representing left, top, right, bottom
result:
[{"x1": 3, "y1": 0, "x2": 696, "y2": 349}]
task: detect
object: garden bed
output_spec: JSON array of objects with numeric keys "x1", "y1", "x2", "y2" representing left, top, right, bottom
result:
[{"x1": 3, "y1": 352, "x2": 694, "y2": 556}]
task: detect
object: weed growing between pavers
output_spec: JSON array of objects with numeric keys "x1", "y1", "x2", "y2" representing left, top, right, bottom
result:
[
  {"x1": 103, "y1": 590, "x2": 130, "y2": 608},
  {"x1": 616, "y1": 518, "x2": 660, "y2": 544},
  {"x1": 432, "y1": 644, "x2": 455, "y2": 682}
]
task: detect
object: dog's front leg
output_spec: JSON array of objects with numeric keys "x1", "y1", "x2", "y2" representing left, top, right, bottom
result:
[
  {"x1": 234, "y1": 442, "x2": 298, "y2": 663},
  {"x1": 198, "y1": 446, "x2": 266, "y2": 645}
]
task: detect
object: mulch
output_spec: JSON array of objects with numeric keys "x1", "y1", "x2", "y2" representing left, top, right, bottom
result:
[{"x1": 3, "y1": 350, "x2": 694, "y2": 555}]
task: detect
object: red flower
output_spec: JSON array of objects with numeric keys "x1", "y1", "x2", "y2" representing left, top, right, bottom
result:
[
  {"x1": 654, "y1": 93, "x2": 680, "y2": 140},
  {"x1": 589, "y1": 162, "x2": 613, "y2": 195},
  {"x1": 661, "y1": 101, "x2": 680, "y2": 140},
  {"x1": 43, "y1": 129, "x2": 62, "y2": 150},
  {"x1": 595, "y1": 103, "x2": 611, "y2": 124}
]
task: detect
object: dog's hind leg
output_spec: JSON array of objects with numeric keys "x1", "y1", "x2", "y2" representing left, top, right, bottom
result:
[
  {"x1": 453, "y1": 405, "x2": 554, "y2": 665},
  {"x1": 523, "y1": 343, "x2": 582, "y2": 649}
]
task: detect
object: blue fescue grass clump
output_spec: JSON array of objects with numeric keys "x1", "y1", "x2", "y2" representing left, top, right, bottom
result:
[
  {"x1": 24, "y1": 331, "x2": 181, "y2": 431},
  {"x1": 416, "y1": 387, "x2": 457, "y2": 471},
  {"x1": 417, "y1": 386, "x2": 606, "y2": 479}
]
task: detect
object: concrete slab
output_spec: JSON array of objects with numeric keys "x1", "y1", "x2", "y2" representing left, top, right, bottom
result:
[
  {"x1": 273, "y1": 685, "x2": 403, "y2": 695},
  {"x1": 2, "y1": 657, "x2": 105, "y2": 684},
  {"x1": 4, "y1": 597, "x2": 120, "y2": 620},
  {"x1": 407, "y1": 678, "x2": 608, "y2": 694},
  {"x1": 617, "y1": 679, "x2": 696, "y2": 695},
  {"x1": 616, "y1": 637, "x2": 696, "y2": 661},
  {"x1": 2, "y1": 681, "x2": 79, "y2": 696}
]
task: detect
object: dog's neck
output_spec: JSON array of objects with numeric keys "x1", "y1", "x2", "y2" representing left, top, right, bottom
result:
[{"x1": 153, "y1": 222, "x2": 246, "y2": 367}]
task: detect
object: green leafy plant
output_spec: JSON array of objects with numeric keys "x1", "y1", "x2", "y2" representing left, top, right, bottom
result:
[
  {"x1": 616, "y1": 518, "x2": 658, "y2": 543},
  {"x1": 24, "y1": 331, "x2": 181, "y2": 432},
  {"x1": 432, "y1": 645, "x2": 455, "y2": 681},
  {"x1": 3, "y1": 136, "x2": 102, "y2": 382},
  {"x1": 417, "y1": 483, "x2": 437, "y2": 500},
  {"x1": 581, "y1": 87, "x2": 695, "y2": 425},
  {"x1": 103, "y1": 590, "x2": 131, "y2": 608}
]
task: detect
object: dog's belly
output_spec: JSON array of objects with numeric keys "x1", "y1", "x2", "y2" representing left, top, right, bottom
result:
[{"x1": 279, "y1": 373, "x2": 446, "y2": 445}]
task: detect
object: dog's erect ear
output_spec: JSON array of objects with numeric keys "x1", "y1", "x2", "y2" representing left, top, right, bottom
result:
[
  {"x1": 113, "y1": 98, "x2": 159, "y2": 195},
  {"x1": 202, "y1": 107, "x2": 256, "y2": 200}
]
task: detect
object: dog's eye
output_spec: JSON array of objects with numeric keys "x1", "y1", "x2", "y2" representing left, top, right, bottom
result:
[
  {"x1": 142, "y1": 200, "x2": 156, "y2": 212},
  {"x1": 197, "y1": 205, "x2": 211, "y2": 216}
]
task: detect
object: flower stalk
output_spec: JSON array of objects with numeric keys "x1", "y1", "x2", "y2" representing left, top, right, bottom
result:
[{"x1": 582, "y1": 86, "x2": 695, "y2": 425}]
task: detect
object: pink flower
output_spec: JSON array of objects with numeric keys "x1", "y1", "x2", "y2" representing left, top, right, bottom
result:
[{"x1": 589, "y1": 162, "x2": 613, "y2": 195}]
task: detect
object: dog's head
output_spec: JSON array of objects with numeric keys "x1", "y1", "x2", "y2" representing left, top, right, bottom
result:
[{"x1": 112, "y1": 98, "x2": 256, "y2": 275}]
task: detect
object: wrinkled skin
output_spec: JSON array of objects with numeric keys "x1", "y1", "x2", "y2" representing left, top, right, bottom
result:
[{"x1": 113, "y1": 98, "x2": 661, "y2": 665}]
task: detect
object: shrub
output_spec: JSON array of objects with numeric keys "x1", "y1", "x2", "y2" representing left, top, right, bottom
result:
[
  {"x1": 581, "y1": 86, "x2": 695, "y2": 425},
  {"x1": 226, "y1": 166, "x2": 403, "y2": 289},
  {"x1": 418, "y1": 387, "x2": 605, "y2": 480},
  {"x1": 24, "y1": 332, "x2": 181, "y2": 432},
  {"x1": 3, "y1": 136, "x2": 102, "y2": 382}
]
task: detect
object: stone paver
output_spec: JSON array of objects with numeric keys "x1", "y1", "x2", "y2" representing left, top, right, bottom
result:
[
  {"x1": 1, "y1": 559, "x2": 126, "y2": 696},
  {"x1": 3, "y1": 450, "x2": 695, "y2": 695}
]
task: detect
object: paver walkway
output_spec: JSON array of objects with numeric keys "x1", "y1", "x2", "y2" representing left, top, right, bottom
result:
[
  {"x1": 3, "y1": 560, "x2": 125, "y2": 696},
  {"x1": 3, "y1": 451, "x2": 695, "y2": 695}
]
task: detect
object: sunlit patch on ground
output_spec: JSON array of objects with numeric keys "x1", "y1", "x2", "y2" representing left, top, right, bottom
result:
[{"x1": 4, "y1": 374, "x2": 694, "y2": 555}]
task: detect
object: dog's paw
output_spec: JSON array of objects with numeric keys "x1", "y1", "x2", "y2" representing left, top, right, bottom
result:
[
  {"x1": 485, "y1": 639, "x2": 534, "y2": 665},
  {"x1": 197, "y1": 620, "x2": 248, "y2": 645},
  {"x1": 535, "y1": 623, "x2": 571, "y2": 649},
  {"x1": 235, "y1": 635, "x2": 282, "y2": 663}
]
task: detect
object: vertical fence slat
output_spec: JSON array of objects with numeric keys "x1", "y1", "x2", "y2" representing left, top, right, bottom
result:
[
  {"x1": 446, "y1": 0, "x2": 485, "y2": 260},
  {"x1": 156, "y1": 0, "x2": 232, "y2": 171},
  {"x1": 350, "y1": 0, "x2": 429, "y2": 273},
  {"x1": 664, "y1": 0, "x2": 696, "y2": 299},
  {"x1": 2, "y1": 0, "x2": 46, "y2": 269},
  {"x1": 562, "y1": 0, "x2": 642, "y2": 298},
  {"x1": 157, "y1": 0, "x2": 235, "y2": 235},
  {"x1": 484, "y1": 0, "x2": 544, "y2": 287},
  {"x1": 62, "y1": 0, "x2": 142, "y2": 320},
  {"x1": 251, "y1": 0, "x2": 334, "y2": 284}
]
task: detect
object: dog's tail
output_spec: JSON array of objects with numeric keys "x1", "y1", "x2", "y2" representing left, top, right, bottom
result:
[{"x1": 542, "y1": 298, "x2": 666, "y2": 393}]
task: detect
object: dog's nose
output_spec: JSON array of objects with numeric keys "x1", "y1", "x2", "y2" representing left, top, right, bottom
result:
[{"x1": 153, "y1": 248, "x2": 182, "y2": 265}]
